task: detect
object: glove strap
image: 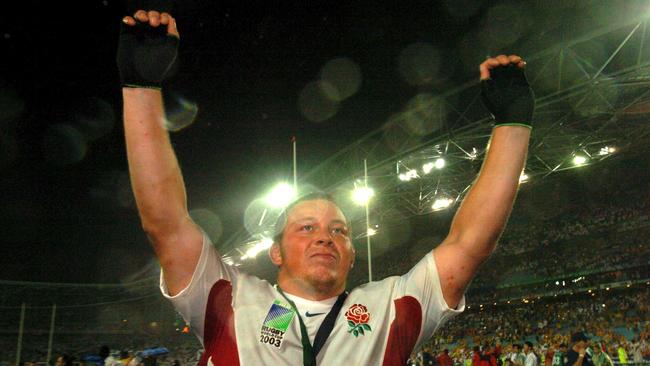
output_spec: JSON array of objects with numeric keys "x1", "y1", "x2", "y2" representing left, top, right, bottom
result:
[{"x1": 494, "y1": 122, "x2": 532, "y2": 130}]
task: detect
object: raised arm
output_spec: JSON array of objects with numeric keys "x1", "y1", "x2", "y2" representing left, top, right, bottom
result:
[
  {"x1": 433, "y1": 55, "x2": 534, "y2": 308},
  {"x1": 119, "y1": 10, "x2": 203, "y2": 295}
]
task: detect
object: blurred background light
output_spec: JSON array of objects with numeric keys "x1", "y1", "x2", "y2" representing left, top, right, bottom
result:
[
  {"x1": 320, "y1": 57, "x2": 362, "y2": 102},
  {"x1": 573, "y1": 155, "x2": 588, "y2": 166},
  {"x1": 265, "y1": 183, "x2": 296, "y2": 208},
  {"x1": 434, "y1": 158, "x2": 446, "y2": 169},
  {"x1": 599, "y1": 146, "x2": 616, "y2": 156},
  {"x1": 352, "y1": 186, "x2": 374, "y2": 205},
  {"x1": 241, "y1": 237, "x2": 274, "y2": 260},
  {"x1": 397, "y1": 42, "x2": 441, "y2": 86},
  {"x1": 398, "y1": 169, "x2": 419, "y2": 182},
  {"x1": 432, "y1": 197, "x2": 454, "y2": 211},
  {"x1": 298, "y1": 81, "x2": 340, "y2": 123},
  {"x1": 422, "y1": 162, "x2": 435, "y2": 174}
]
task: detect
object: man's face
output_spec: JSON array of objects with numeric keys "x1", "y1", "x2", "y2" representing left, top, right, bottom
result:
[
  {"x1": 272, "y1": 199, "x2": 355, "y2": 295},
  {"x1": 524, "y1": 344, "x2": 530, "y2": 353}
]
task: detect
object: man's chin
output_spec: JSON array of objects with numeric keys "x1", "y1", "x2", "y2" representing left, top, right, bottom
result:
[{"x1": 306, "y1": 271, "x2": 339, "y2": 293}]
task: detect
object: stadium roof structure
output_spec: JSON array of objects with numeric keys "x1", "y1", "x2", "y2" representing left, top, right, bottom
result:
[{"x1": 221, "y1": 13, "x2": 650, "y2": 264}]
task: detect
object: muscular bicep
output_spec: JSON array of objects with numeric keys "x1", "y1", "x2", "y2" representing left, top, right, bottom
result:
[
  {"x1": 433, "y1": 236, "x2": 490, "y2": 309},
  {"x1": 150, "y1": 216, "x2": 204, "y2": 296}
]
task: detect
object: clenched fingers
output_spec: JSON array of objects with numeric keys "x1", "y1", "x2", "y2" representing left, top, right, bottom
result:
[
  {"x1": 121, "y1": 10, "x2": 179, "y2": 38},
  {"x1": 479, "y1": 54, "x2": 526, "y2": 80}
]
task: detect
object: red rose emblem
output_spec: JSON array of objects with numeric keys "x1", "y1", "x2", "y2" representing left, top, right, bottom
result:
[
  {"x1": 345, "y1": 303, "x2": 372, "y2": 337},
  {"x1": 345, "y1": 304, "x2": 370, "y2": 325}
]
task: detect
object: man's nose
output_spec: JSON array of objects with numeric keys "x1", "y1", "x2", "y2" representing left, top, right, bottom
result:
[{"x1": 315, "y1": 233, "x2": 334, "y2": 245}]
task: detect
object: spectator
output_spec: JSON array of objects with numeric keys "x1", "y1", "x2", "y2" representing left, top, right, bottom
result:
[
  {"x1": 592, "y1": 343, "x2": 613, "y2": 366},
  {"x1": 552, "y1": 344, "x2": 569, "y2": 366},
  {"x1": 616, "y1": 344, "x2": 628, "y2": 365},
  {"x1": 438, "y1": 349, "x2": 454, "y2": 366},
  {"x1": 474, "y1": 346, "x2": 482, "y2": 366},
  {"x1": 511, "y1": 345, "x2": 526, "y2": 366},
  {"x1": 566, "y1": 332, "x2": 594, "y2": 366},
  {"x1": 419, "y1": 346, "x2": 436, "y2": 366},
  {"x1": 524, "y1": 341, "x2": 539, "y2": 366},
  {"x1": 55, "y1": 354, "x2": 74, "y2": 366}
]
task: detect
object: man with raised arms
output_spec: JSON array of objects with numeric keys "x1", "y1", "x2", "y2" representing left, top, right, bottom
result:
[{"x1": 118, "y1": 8, "x2": 534, "y2": 366}]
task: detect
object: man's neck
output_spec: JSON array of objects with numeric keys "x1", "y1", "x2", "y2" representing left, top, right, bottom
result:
[{"x1": 277, "y1": 276, "x2": 344, "y2": 301}]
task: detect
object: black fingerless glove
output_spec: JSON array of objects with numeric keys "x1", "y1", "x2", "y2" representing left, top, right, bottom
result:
[
  {"x1": 480, "y1": 65, "x2": 535, "y2": 129},
  {"x1": 116, "y1": 21, "x2": 179, "y2": 89}
]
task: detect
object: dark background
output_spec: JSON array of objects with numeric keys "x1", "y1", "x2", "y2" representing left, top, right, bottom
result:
[{"x1": 0, "y1": 0, "x2": 646, "y2": 283}]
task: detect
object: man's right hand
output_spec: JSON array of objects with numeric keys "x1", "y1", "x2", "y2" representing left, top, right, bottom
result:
[{"x1": 117, "y1": 10, "x2": 180, "y2": 89}]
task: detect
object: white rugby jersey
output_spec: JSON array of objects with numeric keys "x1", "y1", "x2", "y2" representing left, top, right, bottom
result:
[{"x1": 161, "y1": 234, "x2": 464, "y2": 366}]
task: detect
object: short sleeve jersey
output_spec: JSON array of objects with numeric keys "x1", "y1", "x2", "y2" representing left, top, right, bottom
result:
[
  {"x1": 161, "y1": 234, "x2": 465, "y2": 366},
  {"x1": 552, "y1": 351, "x2": 566, "y2": 366}
]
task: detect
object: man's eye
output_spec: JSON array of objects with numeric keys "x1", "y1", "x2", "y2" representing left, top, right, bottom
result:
[
  {"x1": 331, "y1": 227, "x2": 348, "y2": 235},
  {"x1": 301, "y1": 225, "x2": 314, "y2": 232}
]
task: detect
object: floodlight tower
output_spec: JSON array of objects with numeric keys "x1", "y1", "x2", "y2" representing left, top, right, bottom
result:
[{"x1": 352, "y1": 159, "x2": 374, "y2": 282}]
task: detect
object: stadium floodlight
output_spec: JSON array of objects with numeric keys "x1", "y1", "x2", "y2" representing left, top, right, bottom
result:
[
  {"x1": 432, "y1": 197, "x2": 454, "y2": 211},
  {"x1": 519, "y1": 172, "x2": 529, "y2": 183},
  {"x1": 423, "y1": 158, "x2": 445, "y2": 174},
  {"x1": 434, "y1": 158, "x2": 445, "y2": 169},
  {"x1": 398, "y1": 169, "x2": 419, "y2": 182},
  {"x1": 266, "y1": 183, "x2": 296, "y2": 208},
  {"x1": 573, "y1": 155, "x2": 588, "y2": 166},
  {"x1": 241, "y1": 237, "x2": 274, "y2": 260},
  {"x1": 422, "y1": 162, "x2": 435, "y2": 174},
  {"x1": 399, "y1": 169, "x2": 419, "y2": 182},
  {"x1": 599, "y1": 146, "x2": 616, "y2": 156},
  {"x1": 352, "y1": 186, "x2": 375, "y2": 205},
  {"x1": 467, "y1": 147, "x2": 478, "y2": 160}
]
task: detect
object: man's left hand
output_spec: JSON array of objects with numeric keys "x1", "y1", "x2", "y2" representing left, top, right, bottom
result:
[{"x1": 479, "y1": 54, "x2": 535, "y2": 129}]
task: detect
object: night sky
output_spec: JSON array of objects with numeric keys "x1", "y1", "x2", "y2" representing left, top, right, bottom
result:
[{"x1": 1, "y1": 0, "x2": 647, "y2": 284}]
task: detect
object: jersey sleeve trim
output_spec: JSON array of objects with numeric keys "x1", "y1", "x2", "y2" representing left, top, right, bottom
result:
[
  {"x1": 159, "y1": 231, "x2": 213, "y2": 300},
  {"x1": 428, "y1": 252, "x2": 466, "y2": 316}
]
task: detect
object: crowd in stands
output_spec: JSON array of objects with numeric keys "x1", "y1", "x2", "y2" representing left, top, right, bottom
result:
[
  {"x1": 0, "y1": 332, "x2": 200, "y2": 366},
  {"x1": 348, "y1": 189, "x2": 650, "y2": 297},
  {"x1": 410, "y1": 286, "x2": 650, "y2": 366},
  {"x1": 498, "y1": 197, "x2": 649, "y2": 257},
  {"x1": 5, "y1": 286, "x2": 647, "y2": 366}
]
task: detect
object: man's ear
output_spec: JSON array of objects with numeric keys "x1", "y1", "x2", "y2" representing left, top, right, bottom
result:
[{"x1": 269, "y1": 242, "x2": 283, "y2": 266}]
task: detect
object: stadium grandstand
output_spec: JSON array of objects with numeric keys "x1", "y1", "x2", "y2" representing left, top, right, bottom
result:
[
  {"x1": 1, "y1": 158, "x2": 648, "y2": 365},
  {"x1": 2, "y1": 1, "x2": 650, "y2": 366}
]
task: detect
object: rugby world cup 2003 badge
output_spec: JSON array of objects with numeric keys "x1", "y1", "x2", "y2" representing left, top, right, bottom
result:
[
  {"x1": 260, "y1": 300, "x2": 295, "y2": 348},
  {"x1": 345, "y1": 303, "x2": 372, "y2": 337}
]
